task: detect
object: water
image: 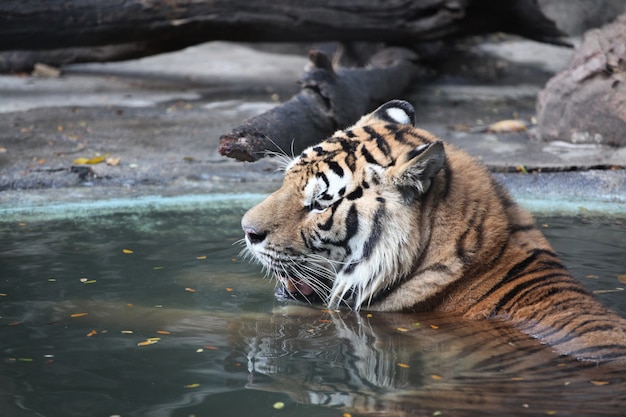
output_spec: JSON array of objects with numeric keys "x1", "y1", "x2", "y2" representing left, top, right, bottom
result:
[{"x1": 1, "y1": 199, "x2": 625, "y2": 417}]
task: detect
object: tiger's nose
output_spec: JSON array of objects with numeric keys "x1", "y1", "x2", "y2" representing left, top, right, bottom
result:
[{"x1": 243, "y1": 225, "x2": 267, "y2": 245}]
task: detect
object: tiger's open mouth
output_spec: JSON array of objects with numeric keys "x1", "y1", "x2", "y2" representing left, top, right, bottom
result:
[{"x1": 274, "y1": 275, "x2": 326, "y2": 304}]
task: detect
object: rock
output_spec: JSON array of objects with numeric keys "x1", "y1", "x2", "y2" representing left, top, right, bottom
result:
[{"x1": 536, "y1": 12, "x2": 626, "y2": 147}]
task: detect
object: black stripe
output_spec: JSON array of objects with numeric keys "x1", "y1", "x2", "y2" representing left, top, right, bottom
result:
[
  {"x1": 440, "y1": 161, "x2": 452, "y2": 200},
  {"x1": 360, "y1": 144, "x2": 381, "y2": 166},
  {"x1": 566, "y1": 345, "x2": 626, "y2": 360},
  {"x1": 346, "y1": 186, "x2": 363, "y2": 201},
  {"x1": 344, "y1": 204, "x2": 360, "y2": 245},
  {"x1": 318, "y1": 204, "x2": 338, "y2": 231},
  {"x1": 476, "y1": 249, "x2": 560, "y2": 305},
  {"x1": 509, "y1": 224, "x2": 537, "y2": 233},
  {"x1": 316, "y1": 172, "x2": 329, "y2": 188},
  {"x1": 363, "y1": 126, "x2": 392, "y2": 159},
  {"x1": 326, "y1": 160, "x2": 344, "y2": 177},
  {"x1": 491, "y1": 275, "x2": 581, "y2": 316},
  {"x1": 362, "y1": 206, "x2": 385, "y2": 259},
  {"x1": 491, "y1": 177, "x2": 516, "y2": 208}
]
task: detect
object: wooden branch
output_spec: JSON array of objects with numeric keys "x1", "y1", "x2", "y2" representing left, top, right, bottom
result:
[
  {"x1": 218, "y1": 47, "x2": 423, "y2": 161},
  {"x1": 1, "y1": 0, "x2": 568, "y2": 72}
]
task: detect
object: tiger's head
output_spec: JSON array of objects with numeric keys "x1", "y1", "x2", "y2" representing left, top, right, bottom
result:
[{"x1": 241, "y1": 100, "x2": 460, "y2": 309}]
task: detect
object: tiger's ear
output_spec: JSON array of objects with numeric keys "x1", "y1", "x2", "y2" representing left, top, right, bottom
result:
[
  {"x1": 387, "y1": 141, "x2": 445, "y2": 203},
  {"x1": 354, "y1": 100, "x2": 415, "y2": 127}
]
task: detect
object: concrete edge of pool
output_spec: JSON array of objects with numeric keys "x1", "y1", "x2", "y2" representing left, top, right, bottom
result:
[{"x1": 1, "y1": 170, "x2": 625, "y2": 223}]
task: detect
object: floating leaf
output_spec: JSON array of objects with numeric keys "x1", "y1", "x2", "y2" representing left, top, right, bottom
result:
[
  {"x1": 86, "y1": 330, "x2": 97, "y2": 337},
  {"x1": 137, "y1": 340, "x2": 158, "y2": 346},
  {"x1": 272, "y1": 402, "x2": 285, "y2": 410},
  {"x1": 185, "y1": 287, "x2": 196, "y2": 293},
  {"x1": 70, "y1": 313, "x2": 88, "y2": 318},
  {"x1": 196, "y1": 255, "x2": 206, "y2": 260},
  {"x1": 396, "y1": 327, "x2": 409, "y2": 332},
  {"x1": 122, "y1": 249, "x2": 134, "y2": 254},
  {"x1": 184, "y1": 383, "x2": 200, "y2": 389},
  {"x1": 431, "y1": 374, "x2": 443, "y2": 380},
  {"x1": 617, "y1": 274, "x2": 626, "y2": 284},
  {"x1": 430, "y1": 324, "x2": 439, "y2": 329},
  {"x1": 593, "y1": 288, "x2": 624, "y2": 294},
  {"x1": 397, "y1": 363, "x2": 410, "y2": 369},
  {"x1": 156, "y1": 330, "x2": 171, "y2": 335},
  {"x1": 590, "y1": 380, "x2": 610, "y2": 386}
]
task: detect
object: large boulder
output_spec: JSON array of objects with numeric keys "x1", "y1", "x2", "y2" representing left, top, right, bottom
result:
[{"x1": 536, "y1": 11, "x2": 626, "y2": 147}]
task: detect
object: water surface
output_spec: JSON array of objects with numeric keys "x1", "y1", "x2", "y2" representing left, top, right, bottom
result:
[{"x1": 1, "y1": 201, "x2": 625, "y2": 417}]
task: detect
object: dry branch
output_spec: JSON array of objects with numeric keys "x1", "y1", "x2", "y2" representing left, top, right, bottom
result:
[{"x1": 218, "y1": 47, "x2": 423, "y2": 161}]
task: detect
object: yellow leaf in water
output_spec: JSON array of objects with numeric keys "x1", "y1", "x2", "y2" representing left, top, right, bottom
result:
[
  {"x1": 196, "y1": 255, "x2": 206, "y2": 260},
  {"x1": 86, "y1": 330, "x2": 97, "y2": 337},
  {"x1": 431, "y1": 374, "x2": 443, "y2": 380},
  {"x1": 396, "y1": 327, "x2": 409, "y2": 332},
  {"x1": 70, "y1": 313, "x2": 88, "y2": 318},
  {"x1": 122, "y1": 249, "x2": 134, "y2": 254},
  {"x1": 272, "y1": 402, "x2": 285, "y2": 410},
  {"x1": 397, "y1": 363, "x2": 410, "y2": 368},
  {"x1": 184, "y1": 383, "x2": 200, "y2": 389},
  {"x1": 156, "y1": 330, "x2": 171, "y2": 335},
  {"x1": 590, "y1": 380, "x2": 610, "y2": 386},
  {"x1": 617, "y1": 274, "x2": 626, "y2": 284}
]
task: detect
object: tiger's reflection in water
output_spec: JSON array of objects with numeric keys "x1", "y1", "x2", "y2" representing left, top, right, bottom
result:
[{"x1": 240, "y1": 305, "x2": 626, "y2": 416}]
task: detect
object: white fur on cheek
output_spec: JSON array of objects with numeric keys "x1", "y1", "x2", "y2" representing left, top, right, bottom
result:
[{"x1": 328, "y1": 197, "x2": 417, "y2": 310}]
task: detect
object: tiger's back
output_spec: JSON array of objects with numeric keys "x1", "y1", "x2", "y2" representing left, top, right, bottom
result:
[{"x1": 242, "y1": 100, "x2": 626, "y2": 362}]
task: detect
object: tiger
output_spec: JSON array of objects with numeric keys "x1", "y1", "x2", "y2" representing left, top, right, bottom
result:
[{"x1": 241, "y1": 99, "x2": 626, "y2": 363}]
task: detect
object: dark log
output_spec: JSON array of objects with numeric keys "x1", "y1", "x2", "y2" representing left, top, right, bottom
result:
[
  {"x1": 218, "y1": 47, "x2": 423, "y2": 161},
  {"x1": 1, "y1": 0, "x2": 568, "y2": 71},
  {"x1": 536, "y1": 13, "x2": 626, "y2": 147}
]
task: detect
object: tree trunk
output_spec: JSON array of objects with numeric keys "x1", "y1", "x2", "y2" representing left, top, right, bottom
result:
[{"x1": 1, "y1": 0, "x2": 567, "y2": 72}]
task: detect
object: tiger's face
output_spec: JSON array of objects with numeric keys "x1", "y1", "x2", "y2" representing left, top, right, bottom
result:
[{"x1": 241, "y1": 100, "x2": 446, "y2": 309}]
